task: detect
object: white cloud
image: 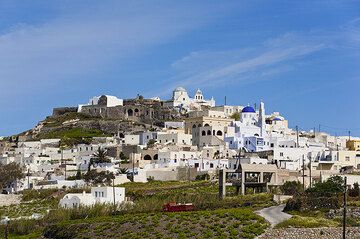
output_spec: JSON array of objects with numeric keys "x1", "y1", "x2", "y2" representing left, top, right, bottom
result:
[
  {"x1": 152, "y1": 33, "x2": 326, "y2": 97},
  {"x1": 154, "y1": 20, "x2": 360, "y2": 97},
  {"x1": 0, "y1": 2, "x2": 220, "y2": 94}
]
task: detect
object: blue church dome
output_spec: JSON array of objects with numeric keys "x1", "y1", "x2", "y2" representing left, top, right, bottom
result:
[
  {"x1": 273, "y1": 117, "x2": 282, "y2": 121},
  {"x1": 242, "y1": 106, "x2": 255, "y2": 113}
]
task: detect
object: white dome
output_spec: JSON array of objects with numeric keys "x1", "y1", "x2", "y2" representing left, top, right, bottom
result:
[{"x1": 174, "y1": 87, "x2": 186, "y2": 92}]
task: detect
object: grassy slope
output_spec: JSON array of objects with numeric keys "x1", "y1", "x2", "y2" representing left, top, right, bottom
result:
[
  {"x1": 276, "y1": 209, "x2": 360, "y2": 229},
  {"x1": 2, "y1": 181, "x2": 274, "y2": 238},
  {"x1": 44, "y1": 208, "x2": 268, "y2": 239}
]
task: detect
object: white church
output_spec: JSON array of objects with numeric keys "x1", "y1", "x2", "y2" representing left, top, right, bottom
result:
[
  {"x1": 163, "y1": 87, "x2": 215, "y2": 112},
  {"x1": 224, "y1": 102, "x2": 290, "y2": 152}
]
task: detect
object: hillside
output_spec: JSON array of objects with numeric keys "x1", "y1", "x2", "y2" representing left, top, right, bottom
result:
[{"x1": 15, "y1": 112, "x2": 157, "y2": 145}]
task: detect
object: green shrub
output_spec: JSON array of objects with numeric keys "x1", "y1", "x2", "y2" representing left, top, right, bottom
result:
[{"x1": 280, "y1": 181, "x2": 302, "y2": 195}]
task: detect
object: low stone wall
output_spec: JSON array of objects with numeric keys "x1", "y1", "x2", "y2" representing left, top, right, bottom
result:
[
  {"x1": 257, "y1": 227, "x2": 360, "y2": 239},
  {"x1": 0, "y1": 194, "x2": 21, "y2": 207}
]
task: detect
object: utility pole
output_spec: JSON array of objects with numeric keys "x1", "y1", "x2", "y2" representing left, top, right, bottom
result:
[
  {"x1": 343, "y1": 176, "x2": 347, "y2": 239},
  {"x1": 112, "y1": 178, "x2": 116, "y2": 213},
  {"x1": 313, "y1": 127, "x2": 316, "y2": 138},
  {"x1": 296, "y1": 126, "x2": 299, "y2": 148},
  {"x1": 224, "y1": 96, "x2": 227, "y2": 106},
  {"x1": 309, "y1": 155, "x2": 312, "y2": 188},
  {"x1": 27, "y1": 168, "x2": 30, "y2": 189},
  {"x1": 318, "y1": 124, "x2": 321, "y2": 134},
  {"x1": 302, "y1": 155, "x2": 305, "y2": 191},
  {"x1": 132, "y1": 157, "x2": 135, "y2": 182}
]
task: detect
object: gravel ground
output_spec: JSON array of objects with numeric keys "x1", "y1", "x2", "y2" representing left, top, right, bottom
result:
[
  {"x1": 257, "y1": 227, "x2": 360, "y2": 239},
  {"x1": 0, "y1": 194, "x2": 21, "y2": 207}
]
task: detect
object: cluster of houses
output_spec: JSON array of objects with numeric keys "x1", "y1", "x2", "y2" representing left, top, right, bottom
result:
[{"x1": 1, "y1": 87, "x2": 360, "y2": 208}]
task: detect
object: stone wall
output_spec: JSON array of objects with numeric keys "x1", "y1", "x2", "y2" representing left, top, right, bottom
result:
[
  {"x1": 80, "y1": 100, "x2": 182, "y2": 124},
  {"x1": 257, "y1": 227, "x2": 360, "y2": 239},
  {"x1": 52, "y1": 107, "x2": 78, "y2": 116}
]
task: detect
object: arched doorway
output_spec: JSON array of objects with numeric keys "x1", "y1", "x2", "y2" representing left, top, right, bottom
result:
[
  {"x1": 143, "y1": 155, "x2": 152, "y2": 160},
  {"x1": 127, "y1": 109, "x2": 133, "y2": 117}
]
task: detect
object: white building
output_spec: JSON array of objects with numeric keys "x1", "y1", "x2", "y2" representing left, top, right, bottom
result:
[
  {"x1": 59, "y1": 186, "x2": 125, "y2": 208},
  {"x1": 78, "y1": 95, "x2": 123, "y2": 112},
  {"x1": 163, "y1": 87, "x2": 215, "y2": 112}
]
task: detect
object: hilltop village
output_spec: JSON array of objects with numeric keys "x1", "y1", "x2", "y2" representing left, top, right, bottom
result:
[
  {"x1": 1, "y1": 87, "x2": 360, "y2": 238},
  {"x1": 1, "y1": 87, "x2": 359, "y2": 194}
]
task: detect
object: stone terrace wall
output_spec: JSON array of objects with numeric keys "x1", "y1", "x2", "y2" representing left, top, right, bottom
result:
[
  {"x1": 52, "y1": 107, "x2": 78, "y2": 116},
  {"x1": 257, "y1": 227, "x2": 360, "y2": 239}
]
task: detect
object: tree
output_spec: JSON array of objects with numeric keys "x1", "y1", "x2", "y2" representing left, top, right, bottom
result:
[
  {"x1": 88, "y1": 148, "x2": 111, "y2": 171},
  {"x1": 75, "y1": 169, "x2": 82, "y2": 180},
  {"x1": 306, "y1": 175, "x2": 344, "y2": 195},
  {"x1": 195, "y1": 173, "x2": 210, "y2": 181},
  {"x1": 280, "y1": 181, "x2": 302, "y2": 195},
  {"x1": 349, "y1": 182, "x2": 360, "y2": 197},
  {"x1": 0, "y1": 162, "x2": 25, "y2": 190},
  {"x1": 147, "y1": 139, "x2": 156, "y2": 148},
  {"x1": 230, "y1": 112, "x2": 240, "y2": 121},
  {"x1": 83, "y1": 170, "x2": 115, "y2": 186},
  {"x1": 118, "y1": 168, "x2": 128, "y2": 174}
]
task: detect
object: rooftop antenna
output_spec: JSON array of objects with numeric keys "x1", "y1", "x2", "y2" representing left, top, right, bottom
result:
[
  {"x1": 224, "y1": 96, "x2": 227, "y2": 106},
  {"x1": 254, "y1": 103, "x2": 257, "y2": 111}
]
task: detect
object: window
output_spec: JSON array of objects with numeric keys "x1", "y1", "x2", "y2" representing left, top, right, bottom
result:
[
  {"x1": 280, "y1": 152, "x2": 284, "y2": 157},
  {"x1": 195, "y1": 163, "x2": 199, "y2": 168},
  {"x1": 210, "y1": 163, "x2": 214, "y2": 168},
  {"x1": 95, "y1": 192, "x2": 98, "y2": 197},
  {"x1": 345, "y1": 156, "x2": 350, "y2": 161}
]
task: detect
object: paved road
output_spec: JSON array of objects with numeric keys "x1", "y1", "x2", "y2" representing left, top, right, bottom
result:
[{"x1": 257, "y1": 204, "x2": 292, "y2": 227}]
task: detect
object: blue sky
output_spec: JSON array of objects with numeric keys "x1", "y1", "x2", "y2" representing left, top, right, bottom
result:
[{"x1": 0, "y1": 1, "x2": 359, "y2": 136}]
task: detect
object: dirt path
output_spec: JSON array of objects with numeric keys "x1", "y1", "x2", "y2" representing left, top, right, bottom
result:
[{"x1": 256, "y1": 204, "x2": 292, "y2": 228}]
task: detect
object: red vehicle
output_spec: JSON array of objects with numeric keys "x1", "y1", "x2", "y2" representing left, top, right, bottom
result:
[{"x1": 163, "y1": 202, "x2": 194, "y2": 212}]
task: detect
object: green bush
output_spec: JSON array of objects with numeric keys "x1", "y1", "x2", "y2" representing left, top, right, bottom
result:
[
  {"x1": 280, "y1": 181, "x2": 302, "y2": 195},
  {"x1": 195, "y1": 173, "x2": 210, "y2": 181}
]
